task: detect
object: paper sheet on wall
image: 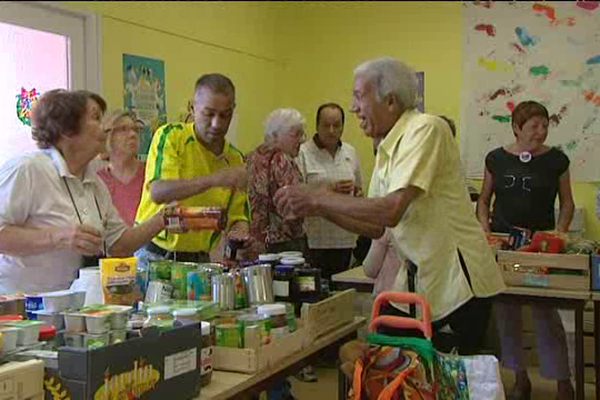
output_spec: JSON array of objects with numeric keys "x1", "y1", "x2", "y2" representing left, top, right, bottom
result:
[{"x1": 461, "y1": 1, "x2": 600, "y2": 182}]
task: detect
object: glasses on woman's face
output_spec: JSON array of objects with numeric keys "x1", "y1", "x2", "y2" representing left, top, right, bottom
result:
[{"x1": 110, "y1": 124, "x2": 143, "y2": 135}]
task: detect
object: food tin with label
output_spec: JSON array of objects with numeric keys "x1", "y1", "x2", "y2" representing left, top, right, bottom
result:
[
  {"x1": 273, "y1": 265, "x2": 297, "y2": 303},
  {"x1": 215, "y1": 323, "x2": 241, "y2": 348},
  {"x1": 149, "y1": 260, "x2": 173, "y2": 281},
  {"x1": 171, "y1": 262, "x2": 199, "y2": 300},
  {"x1": 145, "y1": 280, "x2": 174, "y2": 303},
  {"x1": 256, "y1": 304, "x2": 288, "y2": 341},
  {"x1": 187, "y1": 269, "x2": 211, "y2": 301},
  {"x1": 237, "y1": 313, "x2": 271, "y2": 346}
]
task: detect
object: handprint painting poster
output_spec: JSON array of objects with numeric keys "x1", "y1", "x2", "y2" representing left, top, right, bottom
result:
[{"x1": 123, "y1": 54, "x2": 167, "y2": 160}]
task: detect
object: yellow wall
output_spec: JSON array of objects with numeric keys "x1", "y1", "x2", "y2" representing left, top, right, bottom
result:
[
  {"x1": 61, "y1": 1, "x2": 284, "y2": 154},
  {"x1": 61, "y1": 1, "x2": 600, "y2": 240}
]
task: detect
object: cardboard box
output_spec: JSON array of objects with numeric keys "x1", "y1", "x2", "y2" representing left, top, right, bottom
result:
[
  {"x1": 0, "y1": 360, "x2": 44, "y2": 400},
  {"x1": 57, "y1": 324, "x2": 202, "y2": 400},
  {"x1": 213, "y1": 325, "x2": 306, "y2": 374},
  {"x1": 497, "y1": 251, "x2": 590, "y2": 291},
  {"x1": 300, "y1": 289, "x2": 355, "y2": 342}
]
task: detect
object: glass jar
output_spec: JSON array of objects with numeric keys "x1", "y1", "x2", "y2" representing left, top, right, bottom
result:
[
  {"x1": 273, "y1": 265, "x2": 297, "y2": 303},
  {"x1": 258, "y1": 253, "x2": 281, "y2": 268},
  {"x1": 295, "y1": 267, "x2": 322, "y2": 304},
  {"x1": 257, "y1": 304, "x2": 288, "y2": 340},
  {"x1": 200, "y1": 322, "x2": 213, "y2": 387},
  {"x1": 144, "y1": 306, "x2": 173, "y2": 329},
  {"x1": 237, "y1": 313, "x2": 271, "y2": 346}
]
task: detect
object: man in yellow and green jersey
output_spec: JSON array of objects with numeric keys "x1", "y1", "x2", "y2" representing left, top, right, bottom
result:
[{"x1": 135, "y1": 73, "x2": 249, "y2": 264}]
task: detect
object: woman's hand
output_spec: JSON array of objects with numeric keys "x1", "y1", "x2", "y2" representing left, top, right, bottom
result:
[{"x1": 52, "y1": 225, "x2": 103, "y2": 256}]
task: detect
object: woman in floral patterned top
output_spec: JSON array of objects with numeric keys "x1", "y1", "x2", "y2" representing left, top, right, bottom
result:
[{"x1": 247, "y1": 108, "x2": 307, "y2": 255}]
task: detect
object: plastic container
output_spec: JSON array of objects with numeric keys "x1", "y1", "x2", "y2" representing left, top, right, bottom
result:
[
  {"x1": 144, "y1": 306, "x2": 174, "y2": 329},
  {"x1": 70, "y1": 291, "x2": 86, "y2": 309},
  {"x1": 39, "y1": 290, "x2": 73, "y2": 312},
  {"x1": 82, "y1": 332, "x2": 110, "y2": 348},
  {"x1": 83, "y1": 312, "x2": 112, "y2": 334},
  {"x1": 63, "y1": 313, "x2": 86, "y2": 332},
  {"x1": 215, "y1": 323, "x2": 242, "y2": 348},
  {"x1": 62, "y1": 331, "x2": 84, "y2": 347},
  {"x1": 110, "y1": 329, "x2": 127, "y2": 344},
  {"x1": 279, "y1": 257, "x2": 305, "y2": 267},
  {"x1": 32, "y1": 310, "x2": 65, "y2": 330},
  {"x1": 5, "y1": 320, "x2": 43, "y2": 346},
  {"x1": 110, "y1": 308, "x2": 131, "y2": 330},
  {"x1": 200, "y1": 322, "x2": 212, "y2": 387},
  {"x1": 39, "y1": 325, "x2": 57, "y2": 342},
  {"x1": 258, "y1": 253, "x2": 281, "y2": 268},
  {"x1": 0, "y1": 327, "x2": 20, "y2": 353},
  {"x1": 256, "y1": 304, "x2": 288, "y2": 340}
]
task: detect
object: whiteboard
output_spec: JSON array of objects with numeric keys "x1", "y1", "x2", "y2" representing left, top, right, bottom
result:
[{"x1": 461, "y1": 1, "x2": 600, "y2": 182}]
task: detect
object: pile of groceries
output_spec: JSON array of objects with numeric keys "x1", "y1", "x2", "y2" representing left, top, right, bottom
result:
[{"x1": 0, "y1": 208, "x2": 335, "y2": 396}]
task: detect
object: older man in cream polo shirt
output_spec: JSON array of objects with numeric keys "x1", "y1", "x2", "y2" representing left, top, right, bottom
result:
[{"x1": 275, "y1": 57, "x2": 505, "y2": 354}]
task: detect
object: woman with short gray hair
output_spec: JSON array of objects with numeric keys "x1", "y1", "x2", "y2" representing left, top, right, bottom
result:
[{"x1": 246, "y1": 108, "x2": 307, "y2": 255}]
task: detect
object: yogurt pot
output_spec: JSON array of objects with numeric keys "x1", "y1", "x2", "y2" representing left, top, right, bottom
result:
[
  {"x1": 5, "y1": 320, "x2": 44, "y2": 346},
  {"x1": 110, "y1": 329, "x2": 127, "y2": 344},
  {"x1": 62, "y1": 331, "x2": 84, "y2": 348},
  {"x1": 33, "y1": 310, "x2": 65, "y2": 330},
  {"x1": 82, "y1": 332, "x2": 110, "y2": 348},
  {"x1": 39, "y1": 290, "x2": 73, "y2": 312},
  {"x1": 0, "y1": 327, "x2": 20, "y2": 353},
  {"x1": 107, "y1": 306, "x2": 132, "y2": 330},
  {"x1": 83, "y1": 312, "x2": 112, "y2": 334},
  {"x1": 63, "y1": 313, "x2": 86, "y2": 333}
]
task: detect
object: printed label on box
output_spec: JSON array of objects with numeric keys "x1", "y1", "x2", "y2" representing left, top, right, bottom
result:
[
  {"x1": 273, "y1": 281, "x2": 289, "y2": 297},
  {"x1": 524, "y1": 273, "x2": 549, "y2": 287},
  {"x1": 164, "y1": 348, "x2": 197, "y2": 380}
]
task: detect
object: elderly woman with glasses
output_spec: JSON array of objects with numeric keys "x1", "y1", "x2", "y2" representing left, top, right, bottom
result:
[
  {"x1": 97, "y1": 110, "x2": 146, "y2": 227},
  {"x1": 246, "y1": 108, "x2": 308, "y2": 256},
  {"x1": 0, "y1": 89, "x2": 167, "y2": 295}
]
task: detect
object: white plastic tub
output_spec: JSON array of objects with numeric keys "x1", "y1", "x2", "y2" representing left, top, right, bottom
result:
[
  {"x1": 70, "y1": 291, "x2": 86, "y2": 309},
  {"x1": 83, "y1": 312, "x2": 111, "y2": 334},
  {"x1": 33, "y1": 310, "x2": 65, "y2": 330},
  {"x1": 82, "y1": 332, "x2": 110, "y2": 348},
  {"x1": 39, "y1": 290, "x2": 73, "y2": 312},
  {"x1": 108, "y1": 306, "x2": 132, "y2": 330},
  {"x1": 62, "y1": 331, "x2": 84, "y2": 348},
  {"x1": 5, "y1": 320, "x2": 43, "y2": 346},
  {"x1": 0, "y1": 327, "x2": 20, "y2": 353},
  {"x1": 63, "y1": 313, "x2": 86, "y2": 333}
]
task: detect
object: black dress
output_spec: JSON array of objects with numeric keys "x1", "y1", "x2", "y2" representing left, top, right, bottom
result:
[{"x1": 485, "y1": 147, "x2": 569, "y2": 233}]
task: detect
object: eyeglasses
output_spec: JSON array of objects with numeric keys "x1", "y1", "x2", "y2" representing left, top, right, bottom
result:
[{"x1": 106, "y1": 124, "x2": 143, "y2": 135}]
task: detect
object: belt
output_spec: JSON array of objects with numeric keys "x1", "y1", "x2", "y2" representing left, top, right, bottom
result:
[{"x1": 146, "y1": 241, "x2": 210, "y2": 263}]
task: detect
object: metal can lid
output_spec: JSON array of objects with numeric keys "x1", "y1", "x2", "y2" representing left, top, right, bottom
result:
[
  {"x1": 279, "y1": 257, "x2": 305, "y2": 266},
  {"x1": 259, "y1": 253, "x2": 281, "y2": 262}
]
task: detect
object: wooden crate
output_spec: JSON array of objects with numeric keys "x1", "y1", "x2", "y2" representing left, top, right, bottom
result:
[
  {"x1": 300, "y1": 289, "x2": 356, "y2": 342},
  {"x1": 213, "y1": 325, "x2": 306, "y2": 374},
  {"x1": 497, "y1": 251, "x2": 590, "y2": 291}
]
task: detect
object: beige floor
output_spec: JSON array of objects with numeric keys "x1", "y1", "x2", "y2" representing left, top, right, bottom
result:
[{"x1": 292, "y1": 366, "x2": 597, "y2": 400}]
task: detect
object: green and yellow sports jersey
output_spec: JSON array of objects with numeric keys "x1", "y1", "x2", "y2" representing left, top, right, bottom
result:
[{"x1": 135, "y1": 122, "x2": 249, "y2": 252}]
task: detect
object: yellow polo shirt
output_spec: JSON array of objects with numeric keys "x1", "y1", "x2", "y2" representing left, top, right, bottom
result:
[
  {"x1": 370, "y1": 108, "x2": 505, "y2": 321},
  {"x1": 135, "y1": 122, "x2": 249, "y2": 252}
]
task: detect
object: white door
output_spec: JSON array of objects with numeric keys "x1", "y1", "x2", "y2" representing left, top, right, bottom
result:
[{"x1": 0, "y1": 1, "x2": 100, "y2": 163}]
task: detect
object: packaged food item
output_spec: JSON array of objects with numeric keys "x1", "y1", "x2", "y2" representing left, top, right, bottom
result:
[
  {"x1": 144, "y1": 306, "x2": 173, "y2": 330},
  {"x1": 215, "y1": 323, "x2": 242, "y2": 348},
  {"x1": 100, "y1": 257, "x2": 140, "y2": 306},
  {"x1": 200, "y1": 322, "x2": 213, "y2": 387},
  {"x1": 231, "y1": 269, "x2": 247, "y2": 309},
  {"x1": 164, "y1": 206, "x2": 227, "y2": 232},
  {"x1": 171, "y1": 262, "x2": 199, "y2": 300},
  {"x1": 256, "y1": 304, "x2": 288, "y2": 340},
  {"x1": 273, "y1": 265, "x2": 297, "y2": 303},
  {"x1": 82, "y1": 332, "x2": 110, "y2": 349},
  {"x1": 173, "y1": 308, "x2": 200, "y2": 324},
  {"x1": 187, "y1": 269, "x2": 211, "y2": 301},
  {"x1": 237, "y1": 313, "x2": 271, "y2": 346},
  {"x1": 145, "y1": 280, "x2": 174, "y2": 303},
  {"x1": 149, "y1": 260, "x2": 173, "y2": 281},
  {"x1": 294, "y1": 268, "x2": 322, "y2": 303}
]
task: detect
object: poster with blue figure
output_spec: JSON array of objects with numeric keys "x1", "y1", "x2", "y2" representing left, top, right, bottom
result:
[{"x1": 123, "y1": 54, "x2": 167, "y2": 160}]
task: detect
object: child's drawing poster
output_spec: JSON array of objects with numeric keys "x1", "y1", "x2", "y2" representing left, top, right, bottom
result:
[{"x1": 461, "y1": 1, "x2": 600, "y2": 182}]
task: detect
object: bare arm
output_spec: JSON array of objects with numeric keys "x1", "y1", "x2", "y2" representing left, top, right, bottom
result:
[
  {"x1": 476, "y1": 167, "x2": 495, "y2": 233},
  {"x1": 320, "y1": 212, "x2": 385, "y2": 239},
  {"x1": 109, "y1": 213, "x2": 165, "y2": 257},
  {"x1": 0, "y1": 224, "x2": 103, "y2": 256},
  {"x1": 150, "y1": 166, "x2": 247, "y2": 204},
  {"x1": 556, "y1": 168, "x2": 575, "y2": 233}
]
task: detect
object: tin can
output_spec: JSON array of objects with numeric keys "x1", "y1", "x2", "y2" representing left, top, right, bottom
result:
[
  {"x1": 238, "y1": 313, "x2": 271, "y2": 346},
  {"x1": 149, "y1": 260, "x2": 173, "y2": 281},
  {"x1": 171, "y1": 262, "x2": 199, "y2": 300},
  {"x1": 145, "y1": 280, "x2": 174, "y2": 303},
  {"x1": 164, "y1": 206, "x2": 227, "y2": 232},
  {"x1": 187, "y1": 269, "x2": 211, "y2": 301},
  {"x1": 215, "y1": 323, "x2": 242, "y2": 348},
  {"x1": 230, "y1": 269, "x2": 247, "y2": 309}
]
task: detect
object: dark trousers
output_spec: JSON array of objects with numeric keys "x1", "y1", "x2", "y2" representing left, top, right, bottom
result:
[
  {"x1": 378, "y1": 296, "x2": 495, "y2": 355},
  {"x1": 308, "y1": 248, "x2": 353, "y2": 281}
]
